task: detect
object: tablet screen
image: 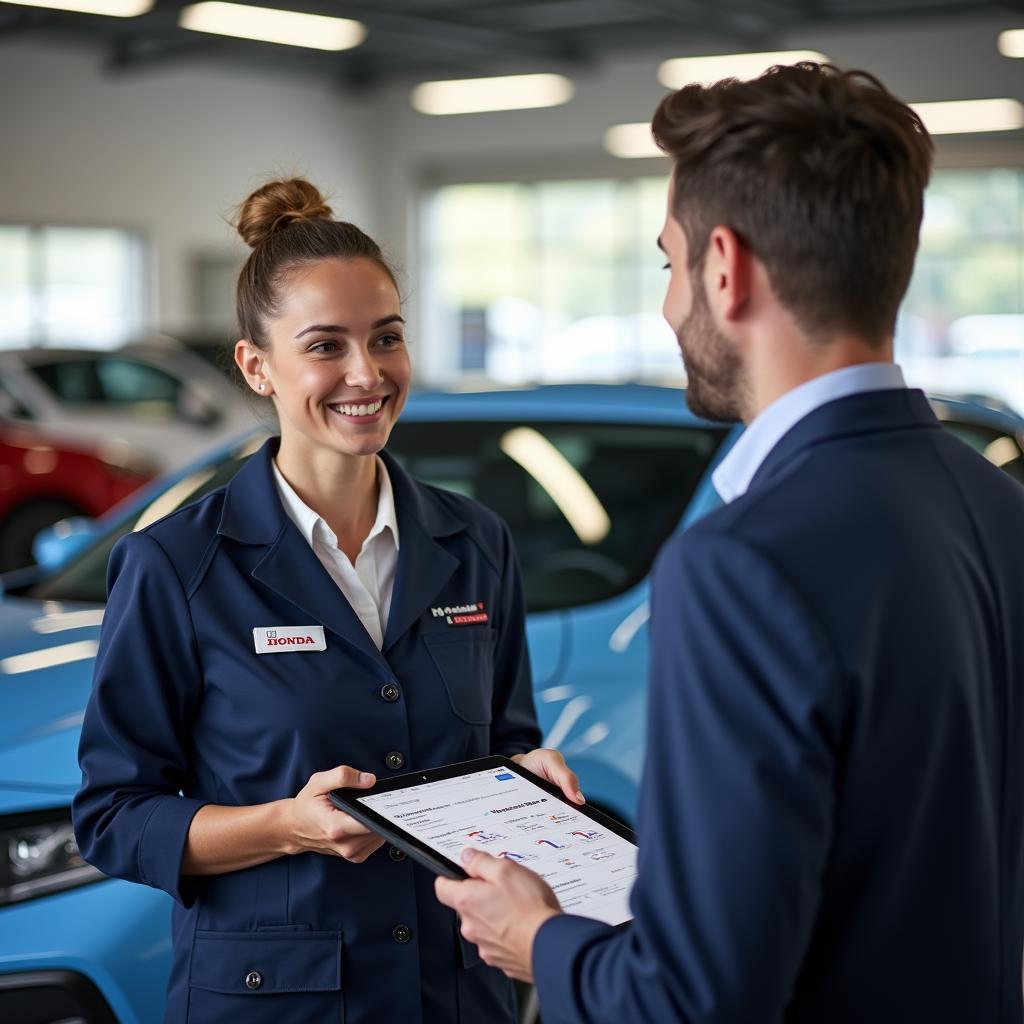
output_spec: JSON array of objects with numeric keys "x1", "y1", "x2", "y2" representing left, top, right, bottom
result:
[{"x1": 357, "y1": 764, "x2": 637, "y2": 926}]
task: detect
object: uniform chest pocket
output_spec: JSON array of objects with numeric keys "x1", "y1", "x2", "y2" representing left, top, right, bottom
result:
[
  {"x1": 188, "y1": 930, "x2": 343, "y2": 1024},
  {"x1": 423, "y1": 630, "x2": 497, "y2": 725}
]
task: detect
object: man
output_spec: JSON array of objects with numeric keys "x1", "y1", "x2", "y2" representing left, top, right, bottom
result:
[{"x1": 436, "y1": 63, "x2": 1024, "y2": 1023}]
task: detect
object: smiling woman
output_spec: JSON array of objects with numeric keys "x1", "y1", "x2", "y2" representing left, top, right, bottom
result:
[{"x1": 71, "y1": 177, "x2": 578, "y2": 1024}]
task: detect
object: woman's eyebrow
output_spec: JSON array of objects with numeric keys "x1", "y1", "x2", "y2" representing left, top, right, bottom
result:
[{"x1": 294, "y1": 315, "x2": 405, "y2": 340}]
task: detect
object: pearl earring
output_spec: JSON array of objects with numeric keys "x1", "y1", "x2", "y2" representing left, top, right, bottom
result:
[{"x1": 258, "y1": 383, "x2": 265, "y2": 392}]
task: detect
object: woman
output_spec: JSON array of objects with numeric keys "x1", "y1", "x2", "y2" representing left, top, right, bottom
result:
[{"x1": 73, "y1": 177, "x2": 581, "y2": 1023}]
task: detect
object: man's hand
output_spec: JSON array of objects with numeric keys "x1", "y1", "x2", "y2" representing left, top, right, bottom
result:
[{"x1": 435, "y1": 847, "x2": 562, "y2": 982}]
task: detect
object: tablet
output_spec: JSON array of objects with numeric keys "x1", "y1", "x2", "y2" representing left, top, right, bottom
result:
[{"x1": 329, "y1": 755, "x2": 637, "y2": 926}]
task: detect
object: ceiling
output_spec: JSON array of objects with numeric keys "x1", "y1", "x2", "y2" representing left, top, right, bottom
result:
[{"x1": 1, "y1": 0, "x2": 1021, "y2": 88}]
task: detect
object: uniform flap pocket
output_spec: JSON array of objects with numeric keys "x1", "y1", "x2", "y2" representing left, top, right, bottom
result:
[
  {"x1": 190, "y1": 930, "x2": 342, "y2": 994},
  {"x1": 423, "y1": 630, "x2": 497, "y2": 725}
]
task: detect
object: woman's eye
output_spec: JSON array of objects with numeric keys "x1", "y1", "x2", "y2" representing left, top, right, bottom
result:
[
  {"x1": 309, "y1": 340, "x2": 339, "y2": 354},
  {"x1": 375, "y1": 333, "x2": 404, "y2": 348}
]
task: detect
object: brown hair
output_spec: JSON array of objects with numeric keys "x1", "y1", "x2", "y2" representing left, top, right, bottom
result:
[
  {"x1": 652, "y1": 62, "x2": 933, "y2": 342},
  {"x1": 234, "y1": 177, "x2": 397, "y2": 349}
]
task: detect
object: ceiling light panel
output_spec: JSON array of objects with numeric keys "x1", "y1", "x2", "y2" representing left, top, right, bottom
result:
[
  {"x1": 1, "y1": 0, "x2": 151, "y2": 15},
  {"x1": 911, "y1": 98, "x2": 1024, "y2": 135},
  {"x1": 179, "y1": 2, "x2": 366, "y2": 51},
  {"x1": 659, "y1": 50, "x2": 829, "y2": 88},
  {"x1": 411, "y1": 74, "x2": 574, "y2": 115},
  {"x1": 997, "y1": 29, "x2": 1024, "y2": 58},
  {"x1": 603, "y1": 122, "x2": 664, "y2": 159}
]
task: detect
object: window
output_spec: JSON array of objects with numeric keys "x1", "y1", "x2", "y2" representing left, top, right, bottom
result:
[
  {"x1": 425, "y1": 170, "x2": 1024, "y2": 413},
  {"x1": 0, "y1": 225, "x2": 145, "y2": 348},
  {"x1": 26, "y1": 421, "x2": 727, "y2": 612},
  {"x1": 388, "y1": 419, "x2": 725, "y2": 611},
  {"x1": 897, "y1": 169, "x2": 1024, "y2": 414},
  {"x1": 421, "y1": 178, "x2": 678, "y2": 384}
]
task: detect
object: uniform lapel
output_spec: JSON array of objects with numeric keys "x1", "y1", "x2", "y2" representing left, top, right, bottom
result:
[
  {"x1": 380, "y1": 452, "x2": 465, "y2": 654},
  {"x1": 218, "y1": 437, "x2": 389, "y2": 669},
  {"x1": 252, "y1": 525, "x2": 387, "y2": 668}
]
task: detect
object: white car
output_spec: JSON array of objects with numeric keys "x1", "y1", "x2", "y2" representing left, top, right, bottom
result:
[{"x1": 0, "y1": 342, "x2": 260, "y2": 473}]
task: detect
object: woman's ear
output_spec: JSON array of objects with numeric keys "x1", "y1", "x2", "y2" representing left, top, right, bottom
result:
[{"x1": 234, "y1": 339, "x2": 272, "y2": 396}]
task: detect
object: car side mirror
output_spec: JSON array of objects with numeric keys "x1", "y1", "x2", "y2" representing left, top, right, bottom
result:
[
  {"x1": 32, "y1": 517, "x2": 98, "y2": 571},
  {"x1": 176, "y1": 386, "x2": 222, "y2": 428}
]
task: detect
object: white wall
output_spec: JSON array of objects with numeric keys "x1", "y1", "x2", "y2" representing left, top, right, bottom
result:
[{"x1": 0, "y1": 40, "x2": 378, "y2": 336}]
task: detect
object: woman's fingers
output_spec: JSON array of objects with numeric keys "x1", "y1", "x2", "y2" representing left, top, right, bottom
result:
[{"x1": 308, "y1": 765, "x2": 376, "y2": 795}]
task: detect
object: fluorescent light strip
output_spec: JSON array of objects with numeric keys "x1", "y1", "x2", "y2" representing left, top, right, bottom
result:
[
  {"x1": 411, "y1": 74, "x2": 574, "y2": 115},
  {"x1": 659, "y1": 50, "x2": 828, "y2": 88},
  {"x1": 604, "y1": 122, "x2": 663, "y2": 159},
  {"x1": 499, "y1": 427, "x2": 610, "y2": 545},
  {"x1": 179, "y1": 2, "x2": 366, "y2": 51},
  {"x1": 910, "y1": 98, "x2": 1024, "y2": 135},
  {"x1": 998, "y1": 29, "x2": 1024, "y2": 58},
  {"x1": 1, "y1": 640, "x2": 98, "y2": 676},
  {"x1": 0, "y1": 0, "x2": 151, "y2": 15}
]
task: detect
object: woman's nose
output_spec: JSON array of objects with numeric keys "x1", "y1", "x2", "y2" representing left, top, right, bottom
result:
[{"x1": 345, "y1": 348, "x2": 384, "y2": 388}]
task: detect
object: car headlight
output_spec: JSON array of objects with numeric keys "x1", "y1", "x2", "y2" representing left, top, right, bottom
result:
[{"x1": 0, "y1": 810, "x2": 104, "y2": 906}]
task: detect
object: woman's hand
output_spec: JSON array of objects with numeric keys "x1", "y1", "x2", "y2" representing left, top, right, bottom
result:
[
  {"x1": 285, "y1": 765, "x2": 385, "y2": 863},
  {"x1": 510, "y1": 748, "x2": 585, "y2": 804}
]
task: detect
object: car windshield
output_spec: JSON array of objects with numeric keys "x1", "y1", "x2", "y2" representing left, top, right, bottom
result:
[{"x1": 26, "y1": 419, "x2": 726, "y2": 612}]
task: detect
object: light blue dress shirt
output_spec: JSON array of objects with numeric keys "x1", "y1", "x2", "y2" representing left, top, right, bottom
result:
[{"x1": 712, "y1": 362, "x2": 907, "y2": 503}]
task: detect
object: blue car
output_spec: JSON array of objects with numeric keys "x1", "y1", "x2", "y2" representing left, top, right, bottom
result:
[{"x1": 0, "y1": 384, "x2": 1021, "y2": 1022}]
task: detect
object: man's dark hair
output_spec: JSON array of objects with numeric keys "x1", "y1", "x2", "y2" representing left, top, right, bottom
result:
[{"x1": 652, "y1": 62, "x2": 934, "y2": 342}]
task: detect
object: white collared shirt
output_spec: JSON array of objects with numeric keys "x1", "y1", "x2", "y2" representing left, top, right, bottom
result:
[
  {"x1": 272, "y1": 457, "x2": 400, "y2": 650},
  {"x1": 712, "y1": 362, "x2": 907, "y2": 504}
]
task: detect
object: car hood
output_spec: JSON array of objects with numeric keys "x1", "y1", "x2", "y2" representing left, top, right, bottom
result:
[{"x1": 0, "y1": 596, "x2": 103, "y2": 794}]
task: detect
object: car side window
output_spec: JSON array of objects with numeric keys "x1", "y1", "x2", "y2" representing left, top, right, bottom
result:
[
  {"x1": 96, "y1": 359, "x2": 181, "y2": 408},
  {"x1": 942, "y1": 418, "x2": 1024, "y2": 484},
  {"x1": 388, "y1": 420, "x2": 727, "y2": 612},
  {"x1": 30, "y1": 359, "x2": 104, "y2": 403}
]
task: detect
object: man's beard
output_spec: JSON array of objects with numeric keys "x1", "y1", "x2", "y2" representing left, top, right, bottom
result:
[{"x1": 678, "y1": 276, "x2": 747, "y2": 423}]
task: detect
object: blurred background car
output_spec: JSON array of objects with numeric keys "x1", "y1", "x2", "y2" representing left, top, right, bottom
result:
[
  {"x1": 0, "y1": 384, "x2": 1021, "y2": 1023},
  {"x1": 0, "y1": 342, "x2": 258, "y2": 475},
  {"x1": 0, "y1": 421, "x2": 155, "y2": 573}
]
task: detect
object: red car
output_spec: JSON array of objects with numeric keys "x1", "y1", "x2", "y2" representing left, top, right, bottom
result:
[{"x1": 0, "y1": 423, "x2": 155, "y2": 571}]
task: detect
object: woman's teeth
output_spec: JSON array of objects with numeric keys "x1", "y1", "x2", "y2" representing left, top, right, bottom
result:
[{"x1": 332, "y1": 398, "x2": 384, "y2": 417}]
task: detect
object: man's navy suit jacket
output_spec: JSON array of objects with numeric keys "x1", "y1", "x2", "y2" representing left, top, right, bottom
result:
[{"x1": 534, "y1": 388, "x2": 1024, "y2": 1023}]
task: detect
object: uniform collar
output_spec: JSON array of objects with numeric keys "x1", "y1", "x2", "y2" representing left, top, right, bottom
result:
[
  {"x1": 713, "y1": 362, "x2": 907, "y2": 503},
  {"x1": 217, "y1": 437, "x2": 469, "y2": 664},
  {"x1": 218, "y1": 438, "x2": 465, "y2": 546},
  {"x1": 271, "y1": 455, "x2": 400, "y2": 553}
]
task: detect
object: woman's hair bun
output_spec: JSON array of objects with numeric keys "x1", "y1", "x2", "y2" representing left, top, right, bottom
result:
[{"x1": 235, "y1": 178, "x2": 334, "y2": 249}]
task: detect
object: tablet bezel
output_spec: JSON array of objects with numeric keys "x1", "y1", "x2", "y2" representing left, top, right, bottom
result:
[{"x1": 328, "y1": 754, "x2": 637, "y2": 881}]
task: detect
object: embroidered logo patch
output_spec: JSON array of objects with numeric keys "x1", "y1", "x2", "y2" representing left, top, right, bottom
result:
[
  {"x1": 253, "y1": 625, "x2": 327, "y2": 654},
  {"x1": 429, "y1": 602, "x2": 488, "y2": 626}
]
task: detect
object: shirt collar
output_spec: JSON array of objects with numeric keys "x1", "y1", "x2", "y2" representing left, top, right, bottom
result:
[
  {"x1": 712, "y1": 362, "x2": 906, "y2": 504},
  {"x1": 272, "y1": 456, "x2": 400, "y2": 552}
]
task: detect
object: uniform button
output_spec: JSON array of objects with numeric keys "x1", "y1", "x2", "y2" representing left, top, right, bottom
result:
[
  {"x1": 392, "y1": 924, "x2": 412, "y2": 944},
  {"x1": 385, "y1": 751, "x2": 405, "y2": 771},
  {"x1": 380, "y1": 683, "x2": 401, "y2": 703},
  {"x1": 245, "y1": 971, "x2": 262, "y2": 990},
  {"x1": 388, "y1": 845, "x2": 406, "y2": 862}
]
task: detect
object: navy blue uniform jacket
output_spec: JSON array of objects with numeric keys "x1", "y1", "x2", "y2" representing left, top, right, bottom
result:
[
  {"x1": 534, "y1": 389, "x2": 1024, "y2": 1023},
  {"x1": 73, "y1": 438, "x2": 541, "y2": 1023}
]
